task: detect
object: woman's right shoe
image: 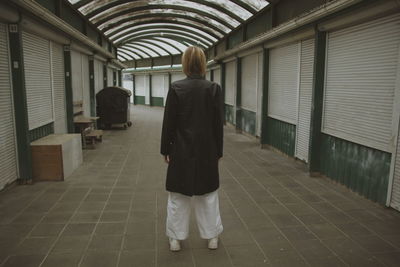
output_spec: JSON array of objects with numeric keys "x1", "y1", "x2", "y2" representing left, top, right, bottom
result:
[
  {"x1": 169, "y1": 238, "x2": 181, "y2": 252},
  {"x1": 208, "y1": 237, "x2": 218, "y2": 250}
]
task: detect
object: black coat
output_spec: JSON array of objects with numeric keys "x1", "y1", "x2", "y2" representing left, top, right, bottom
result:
[{"x1": 160, "y1": 75, "x2": 224, "y2": 196}]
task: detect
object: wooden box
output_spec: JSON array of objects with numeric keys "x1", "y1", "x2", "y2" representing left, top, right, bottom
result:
[{"x1": 31, "y1": 134, "x2": 82, "y2": 181}]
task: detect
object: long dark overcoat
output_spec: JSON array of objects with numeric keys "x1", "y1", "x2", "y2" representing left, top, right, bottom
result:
[{"x1": 160, "y1": 74, "x2": 224, "y2": 196}]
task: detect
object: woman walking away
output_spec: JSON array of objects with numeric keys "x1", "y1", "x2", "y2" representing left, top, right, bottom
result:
[{"x1": 160, "y1": 46, "x2": 224, "y2": 252}]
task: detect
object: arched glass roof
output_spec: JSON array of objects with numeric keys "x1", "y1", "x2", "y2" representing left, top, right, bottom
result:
[{"x1": 68, "y1": 0, "x2": 270, "y2": 62}]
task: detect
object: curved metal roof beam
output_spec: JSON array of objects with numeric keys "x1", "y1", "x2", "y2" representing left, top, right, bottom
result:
[
  {"x1": 122, "y1": 34, "x2": 208, "y2": 50},
  {"x1": 123, "y1": 43, "x2": 163, "y2": 57},
  {"x1": 101, "y1": 13, "x2": 227, "y2": 36},
  {"x1": 141, "y1": 37, "x2": 186, "y2": 53},
  {"x1": 229, "y1": 0, "x2": 258, "y2": 14},
  {"x1": 118, "y1": 48, "x2": 142, "y2": 60},
  {"x1": 117, "y1": 51, "x2": 132, "y2": 61},
  {"x1": 121, "y1": 44, "x2": 160, "y2": 58},
  {"x1": 128, "y1": 40, "x2": 173, "y2": 56},
  {"x1": 110, "y1": 24, "x2": 217, "y2": 44},
  {"x1": 136, "y1": 38, "x2": 181, "y2": 54},
  {"x1": 119, "y1": 46, "x2": 151, "y2": 58},
  {"x1": 93, "y1": 5, "x2": 235, "y2": 31},
  {"x1": 84, "y1": 0, "x2": 244, "y2": 24},
  {"x1": 115, "y1": 29, "x2": 214, "y2": 47}
]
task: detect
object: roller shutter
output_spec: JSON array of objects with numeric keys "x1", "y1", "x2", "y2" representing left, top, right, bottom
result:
[
  {"x1": 322, "y1": 14, "x2": 400, "y2": 153},
  {"x1": 152, "y1": 74, "x2": 165, "y2": 97},
  {"x1": 135, "y1": 74, "x2": 146, "y2": 105},
  {"x1": 22, "y1": 31, "x2": 53, "y2": 130},
  {"x1": 213, "y1": 68, "x2": 221, "y2": 85},
  {"x1": 256, "y1": 53, "x2": 263, "y2": 137},
  {"x1": 51, "y1": 42, "x2": 67, "y2": 134},
  {"x1": 241, "y1": 53, "x2": 258, "y2": 112},
  {"x1": 0, "y1": 23, "x2": 18, "y2": 190},
  {"x1": 392, "y1": 131, "x2": 400, "y2": 211},
  {"x1": 107, "y1": 67, "x2": 113, "y2": 87},
  {"x1": 171, "y1": 72, "x2": 186, "y2": 83},
  {"x1": 81, "y1": 54, "x2": 90, "y2": 117},
  {"x1": 164, "y1": 74, "x2": 169, "y2": 106},
  {"x1": 268, "y1": 42, "x2": 300, "y2": 124},
  {"x1": 295, "y1": 39, "x2": 315, "y2": 162},
  {"x1": 206, "y1": 70, "x2": 211, "y2": 80},
  {"x1": 71, "y1": 50, "x2": 82, "y2": 103},
  {"x1": 94, "y1": 59, "x2": 104, "y2": 94},
  {"x1": 225, "y1": 60, "x2": 236, "y2": 106}
]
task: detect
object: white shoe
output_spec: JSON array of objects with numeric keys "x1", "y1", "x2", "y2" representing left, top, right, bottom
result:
[
  {"x1": 208, "y1": 237, "x2": 218, "y2": 250},
  {"x1": 169, "y1": 238, "x2": 181, "y2": 252}
]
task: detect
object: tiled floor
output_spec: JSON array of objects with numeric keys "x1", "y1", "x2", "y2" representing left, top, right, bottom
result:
[{"x1": 1, "y1": 105, "x2": 400, "y2": 267}]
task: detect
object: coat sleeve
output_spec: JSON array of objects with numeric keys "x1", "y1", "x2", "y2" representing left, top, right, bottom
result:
[
  {"x1": 160, "y1": 87, "x2": 178, "y2": 156},
  {"x1": 214, "y1": 84, "x2": 224, "y2": 158}
]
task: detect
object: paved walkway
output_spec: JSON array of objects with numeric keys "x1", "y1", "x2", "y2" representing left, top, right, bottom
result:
[{"x1": 1, "y1": 106, "x2": 400, "y2": 267}]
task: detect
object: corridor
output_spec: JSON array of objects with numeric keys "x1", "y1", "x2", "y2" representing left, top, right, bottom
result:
[{"x1": 1, "y1": 106, "x2": 400, "y2": 267}]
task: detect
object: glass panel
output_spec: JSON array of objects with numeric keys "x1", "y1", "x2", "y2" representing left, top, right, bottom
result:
[
  {"x1": 140, "y1": 39, "x2": 182, "y2": 54},
  {"x1": 153, "y1": 37, "x2": 188, "y2": 52},
  {"x1": 122, "y1": 44, "x2": 159, "y2": 57},
  {"x1": 240, "y1": 0, "x2": 269, "y2": 11},
  {"x1": 129, "y1": 41, "x2": 170, "y2": 56},
  {"x1": 109, "y1": 23, "x2": 218, "y2": 42},
  {"x1": 114, "y1": 28, "x2": 213, "y2": 46},
  {"x1": 67, "y1": 0, "x2": 81, "y2": 4},
  {"x1": 105, "y1": 18, "x2": 224, "y2": 39},
  {"x1": 118, "y1": 48, "x2": 142, "y2": 59},
  {"x1": 123, "y1": 33, "x2": 209, "y2": 48},
  {"x1": 204, "y1": 0, "x2": 252, "y2": 19}
]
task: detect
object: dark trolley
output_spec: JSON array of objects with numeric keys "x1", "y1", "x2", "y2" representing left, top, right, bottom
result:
[{"x1": 96, "y1": 86, "x2": 132, "y2": 129}]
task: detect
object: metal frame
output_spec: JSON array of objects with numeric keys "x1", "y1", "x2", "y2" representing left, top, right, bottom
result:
[
  {"x1": 124, "y1": 43, "x2": 163, "y2": 57},
  {"x1": 124, "y1": 34, "x2": 208, "y2": 50}
]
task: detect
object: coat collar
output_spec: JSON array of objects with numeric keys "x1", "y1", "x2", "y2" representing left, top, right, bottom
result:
[{"x1": 187, "y1": 74, "x2": 205, "y2": 80}]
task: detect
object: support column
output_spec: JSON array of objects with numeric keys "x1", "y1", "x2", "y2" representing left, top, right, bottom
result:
[
  {"x1": 220, "y1": 63, "x2": 226, "y2": 124},
  {"x1": 63, "y1": 45, "x2": 74, "y2": 133},
  {"x1": 261, "y1": 48, "x2": 270, "y2": 145},
  {"x1": 113, "y1": 70, "x2": 117, "y2": 86},
  {"x1": 132, "y1": 74, "x2": 136, "y2": 105},
  {"x1": 118, "y1": 70, "x2": 122, "y2": 87},
  {"x1": 103, "y1": 64, "x2": 107, "y2": 88},
  {"x1": 309, "y1": 30, "x2": 327, "y2": 174},
  {"x1": 235, "y1": 57, "x2": 242, "y2": 131},
  {"x1": 149, "y1": 74, "x2": 152, "y2": 106},
  {"x1": 89, "y1": 56, "x2": 95, "y2": 116},
  {"x1": 8, "y1": 24, "x2": 32, "y2": 182}
]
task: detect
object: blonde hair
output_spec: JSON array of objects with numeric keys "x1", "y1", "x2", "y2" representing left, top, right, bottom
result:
[{"x1": 182, "y1": 46, "x2": 206, "y2": 77}]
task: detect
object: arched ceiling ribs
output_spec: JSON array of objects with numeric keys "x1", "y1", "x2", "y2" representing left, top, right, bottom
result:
[
  {"x1": 123, "y1": 43, "x2": 163, "y2": 57},
  {"x1": 93, "y1": 5, "x2": 236, "y2": 32},
  {"x1": 128, "y1": 40, "x2": 173, "y2": 56},
  {"x1": 115, "y1": 29, "x2": 214, "y2": 47},
  {"x1": 83, "y1": 0, "x2": 245, "y2": 25},
  {"x1": 117, "y1": 48, "x2": 143, "y2": 59},
  {"x1": 144, "y1": 37, "x2": 185, "y2": 53},
  {"x1": 229, "y1": 0, "x2": 258, "y2": 14},
  {"x1": 119, "y1": 46, "x2": 151, "y2": 58},
  {"x1": 122, "y1": 44, "x2": 160, "y2": 58},
  {"x1": 101, "y1": 14, "x2": 227, "y2": 36},
  {"x1": 117, "y1": 51, "x2": 132, "y2": 61},
  {"x1": 110, "y1": 24, "x2": 218, "y2": 44},
  {"x1": 122, "y1": 34, "x2": 208, "y2": 50}
]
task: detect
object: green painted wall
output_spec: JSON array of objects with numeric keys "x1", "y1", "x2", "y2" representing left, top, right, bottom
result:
[
  {"x1": 237, "y1": 109, "x2": 256, "y2": 135},
  {"x1": 134, "y1": 96, "x2": 145, "y2": 105},
  {"x1": 151, "y1": 97, "x2": 164, "y2": 107},
  {"x1": 320, "y1": 134, "x2": 390, "y2": 205},
  {"x1": 225, "y1": 104, "x2": 235, "y2": 125},
  {"x1": 29, "y1": 123, "x2": 54, "y2": 142},
  {"x1": 266, "y1": 117, "x2": 296, "y2": 157}
]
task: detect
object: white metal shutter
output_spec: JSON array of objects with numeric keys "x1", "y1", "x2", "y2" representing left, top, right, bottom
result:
[
  {"x1": 392, "y1": 131, "x2": 400, "y2": 211},
  {"x1": 322, "y1": 14, "x2": 400, "y2": 152},
  {"x1": 22, "y1": 31, "x2": 54, "y2": 130},
  {"x1": 81, "y1": 54, "x2": 90, "y2": 117},
  {"x1": 241, "y1": 53, "x2": 258, "y2": 112},
  {"x1": 164, "y1": 74, "x2": 169, "y2": 106},
  {"x1": 268, "y1": 42, "x2": 300, "y2": 124},
  {"x1": 0, "y1": 23, "x2": 18, "y2": 190},
  {"x1": 295, "y1": 39, "x2": 315, "y2": 162},
  {"x1": 107, "y1": 67, "x2": 113, "y2": 87},
  {"x1": 135, "y1": 75, "x2": 146, "y2": 97},
  {"x1": 144, "y1": 75, "x2": 150, "y2": 105},
  {"x1": 94, "y1": 59, "x2": 104, "y2": 94},
  {"x1": 123, "y1": 75, "x2": 134, "y2": 103},
  {"x1": 51, "y1": 42, "x2": 67, "y2": 134},
  {"x1": 256, "y1": 53, "x2": 263, "y2": 137},
  {"x1": 152, "y1": 74, "x2": 165, "y2": 97},
  {"x1": 225, "y1": 60, "x2": 236, "y2": 105},
  {"x1": 171, "y1": 72, "x2": 186, "y2": 83},
  {"x1": 206, "y1": 70, "x2": 211, "y2": 80},
  {"x1": 71, "y1": 50, "x2": 82, "y2": 103},
  {"x1": 213, "y1": 68, "x2": 221, "y2": 85}
]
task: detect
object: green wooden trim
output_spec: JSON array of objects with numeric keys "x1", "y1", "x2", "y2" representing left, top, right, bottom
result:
[
  {"x1": 89, "y1": 57, "x2": 95, "y2": 116},
  {"x1": 168, "y1": 73, "x2": 171, "y2": 89},
  {"x1": 210, "y1": 69, "x2": 214, "y2": 82},
  {"x1": 151, "y1": 97, "x2": 164, "y2": 107},
  {"x1": 149, "y1": 74, "x2": 152, "y2": 106},
  {"x1": 237, "y1": 108, "x2": 256, "y2": 135},
  {"x1": 309, "y1": 30, "x2": 327, "y2": 173},
  {"x1": 221, "y1": 63, "x2": 226, "y2": 124},
  {"x1": 29, "y1": 123, "x2": 54, "y2": 142},
  {"x1": 63, "y1": 46, "x2": 74, "y2": 133},
  {"x1": 118, "y1": 70, "x2": 122, "y2": 86},
  {"x1": 320, "y1": 134, "x2": 390, "y2": 205},
  {"x1": 261, "y1": 48, "x2": 270, "y2": 145},
  {"x1": 8, "y1": 24, "x2": 32, "y2": 181},
  {"x1": 134, "y1": 96, "x2": 145, "y2": 105},
  {"x1": 225, "y1": 104, "x2": 235, "y2": 125},
  {"x1": 266, "y1": 117, "x2": 296, "y2": 157},
  {"x1": 235, "y1": 58, "x2": 242, "y2": 130},
  {"x1": 132, "y1": 74, "x2": 136, "y2": 102},
  {"x1": 103, "y1": 64, "x2": 107, "y2": 88}
]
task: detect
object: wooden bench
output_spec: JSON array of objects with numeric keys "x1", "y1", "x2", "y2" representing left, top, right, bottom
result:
[{"x1": 82, "y1": 127, "x2": 103, "y2": 148}]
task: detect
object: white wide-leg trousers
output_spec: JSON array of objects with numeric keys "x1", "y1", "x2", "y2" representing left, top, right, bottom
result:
[{"x1": 166, "y1": 190, "x2": 223, "y2": 240}]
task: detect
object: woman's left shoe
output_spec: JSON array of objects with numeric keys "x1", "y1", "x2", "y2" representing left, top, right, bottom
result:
[
  {"x1": 208, "y1": 237, "x2": 218, "y2": 250},
  {"x1": 169, "y1": 238, "x2": 181, "y2": 252}
]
